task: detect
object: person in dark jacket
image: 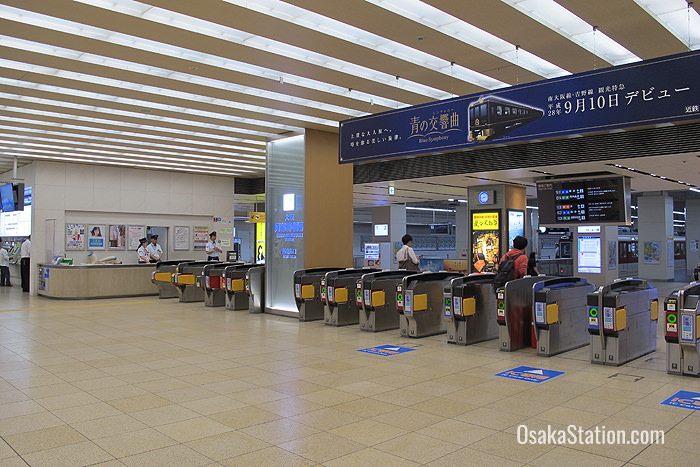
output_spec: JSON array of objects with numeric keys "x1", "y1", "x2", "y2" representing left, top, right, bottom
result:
[
  {"x1": 499, "y1": 235, "x2": 529, "y2": 279},
  {"x1": 527, "y1": 251, "x2": 539, "y2": 276}
]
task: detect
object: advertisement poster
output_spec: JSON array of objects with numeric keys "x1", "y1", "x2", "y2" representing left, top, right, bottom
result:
[
  {"x1": 577, "y1": 236, "x2": 602, "y2": 274},
  {"x1": 65, "y1": 223, "x2": 85, "y2": 250},
  {"x1": 108, "y1": 224, "x2": 126, "y2": 250},
  {"x1": 643, "y1": 241, "x2": 661, "y2": 264},
  {"x1": 255, "y1": 222, "x2": 265, "y2": 264},
  {"x1": 193, "y1": 226, "x2": 208, "y2": 250},
  {"x1": 507, "y1": 210, "x2": 525, "y2": 249},
  {"x1": 443, "y1": 259, "x2": 471, "y2": 274},
  {"x1": 419, "y1": 258, "x2": 444, "y2": 273},
  {"x1": 608, "y1": 241, "x2": 618, "y2": 269},
  {"x1": 471, "y1": 212, "x2": 500, "y2": 273},
  {"x1": 127, "y1": 225, "x2": 145, "y2": 250},
  {"x1": 87, "y1": 224, "x2": 106, "y2": 250},
  {"x1": 219, "y1": 227, "x2": 233, "y2": 248},
  {"x1": 691, "y1": 240, "x2": 699, "y2": 252},
  {"x1": 174, "y1": 226, "x2": 190, "y2": 250}
]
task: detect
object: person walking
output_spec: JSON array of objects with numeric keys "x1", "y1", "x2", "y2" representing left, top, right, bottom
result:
[
  {"x1": 396, "y1": 234, "x2": 420, "y2": 271},
  {"x1": 0, "y1": 238, "x2": 11, "y2": 286},
  {"x1": 20, "y1": 235, "x2": 30, "y2": 292}
]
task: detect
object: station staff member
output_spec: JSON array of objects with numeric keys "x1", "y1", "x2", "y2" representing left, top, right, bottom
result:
[
  {"x1": 137, "y1": 238, "x2": 149, "y2": 263},
  {"x1": 206, "y1": 231, "x2": 223, "y2": 261},
  {"x1": 0, "y1": 238, "x2": 11, "y2": 286},
  {"x1": 20, "y1": 235, "x2": 30, "y2": 292},
  {"x1": 147, "y1": 234, "x2": 163, "y2": 263}
]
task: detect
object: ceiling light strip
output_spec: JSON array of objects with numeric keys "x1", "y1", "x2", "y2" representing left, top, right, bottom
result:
[{"x1": 633, "y1": 0, "x2": 700, "y2": 50}]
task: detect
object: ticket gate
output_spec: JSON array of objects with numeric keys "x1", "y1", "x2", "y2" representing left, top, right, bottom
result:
[
  {"x1": 496, "y1": 276, "x2": 554, "y2": 351},
  {"x1": 665, "y1": 283, "x2": 700, "y2": 376},
  {"x1": 396, "y1": 282, "x2": 409, "y2": 337},
  {"x1": 246, "y1": 266, "x2": 265, "y2": 314},
  {"x1": 202, "y1": 262, "x2": 240, "y2": 307},
  {"x1": 223, "y1": 263, "x2": 255, "y2": 311},
  {"x1": 588, "y1": 279, "x2": 659, "y2": 366},
  {"x1": 444, "y1": 274, "x2": 498, "y2": 345},
  {"x1": 532, "y1": 277, "x2": 595, "y2": 356},
  {"x1": 152, "y1": 260, "x2": 192, "y2": 299},
  {"x1": 174, "y1": 261, "x2": 217, "y2": 303},
  {"x1": 325, "y1": 268, "x2": 380, "y2": 326},
  {"x1": 294, "y1": 267, "x2": 345, "y2": 321},
  {"x1": 358, "y1": 270, "x2": 415, "y2": 332},
  {"x1": 403, "y1": 272, "x2": 464, "y2": 338}
]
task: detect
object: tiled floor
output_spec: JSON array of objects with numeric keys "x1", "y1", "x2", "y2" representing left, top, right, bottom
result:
[{"x1": 1, "y1": 280, "x2": 700, "y2": 467}]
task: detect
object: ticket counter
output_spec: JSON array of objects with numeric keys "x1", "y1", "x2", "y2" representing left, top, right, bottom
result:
[{"x1": 37, "y1": 263, "x2": 157, "y2": 299}]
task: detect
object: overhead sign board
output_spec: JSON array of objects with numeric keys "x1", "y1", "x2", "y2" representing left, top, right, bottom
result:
[
  {"x1": 249, "y1": 212, "x2": 265, "y2": 223},
  {"x1": 339, "y1": 50, "x2": 700, "y2": 163}
]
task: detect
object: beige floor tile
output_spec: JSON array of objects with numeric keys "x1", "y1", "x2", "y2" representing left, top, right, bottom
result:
[
  {"x1": 329, "y1": 419, "x2": 408, "y2": 446},
  {"x1": 370, "y1": 388, "x2": 434, "y2": 407},
  {"x1": 334, "y1": 381, "x2": 395, "y2": 397},
  {"x1": 0, "y1": 456, "x2": 31, "y2": 467},
  {"x1": 402, "y1": 380, "x2": 464, "y2": 397},
  {"x1": 108, "y1": 393, "x2": 174, "y2": 413},
  {"x1": 426, "y1": 446, "x2": 522, "y2": 467},
  {"x1": 530, "y1": 446, "x2": 624, "y2": 467},
  {"x1": 561, "y1": 394, "x2": 629, "y2": 415},
  {"x1": 279, "y1": 431, "x2": 364, "y2": 463},
  {"x1": 228, "y1": 387, "x2": 291, "y2": 405},
  {"x1": 267, "y1": 380, "x2": 328, "y2": 396},
  {"x1": 130, "y1": 404, "x2": 200, "y2": 427},
  {"x1": 374, "y1": 432, "x2": 462, "y2": 464},
  {"x1": 88, "y1": 384, "x2": 150, "y2": 401},
  {"x1": 371, "y1": 407, "x2": 446, "y2": 431},
  {"x1": 72, "y1": 376, "x2": 129, "y2": 391},
  {"x1": 221, "y1": 446, "x2": 316, "y2": 467},
  {"x1": 120, "y1": 443, "x2": 213, "y2": 467},
  {"x1": 20, "y1": 383, "x2": 82, "y2": 399},
  {"x1": 409, "y1": 396, "x2": 477, "y2": 418},
  {"x1": 289, "y1": 407, "x2": 365, "y2": 431},
  {"x1": 255, "y1": 396, "x2": 324, "y2": 417},
  {"x1": 0, "y1": 411, "x2": 65, "y2": 436},
  {"x1": 333, "y1": 397, "x2": 401, "y2": 418},
  {"x1": 0, "y1": 399, "x2": 46, "y2": 419},
  {"x1": 0, "y1": 438, "x2": 15, "y2": 459},
  {"x1": 72, "y1": 414, "x2": 148, "y2": 439},
  {"x1": 135, "y1": 377, "x2": 193, "y2": 393},
  {"x1": 456, "y1": 406, "x2": 528, "y2": 430},
  {"x1": 179, "y1": 371, "x2": 231, "y2": 386},
  {"x1": 535, "y1": 406, "x2": 609, "y2": 429},
  {"x1": 483, "y1": 395, "x2": 552, "y2": 417},
  {"x1": 241, "y1": 418, "x2": 320, "y2": 445},
  {"x1": 613, "y1": 404, "x2": 688, "y2": 430},
  {"x1": 0, "y1": 390, "x2": 29, "y2": 405},
  {"x1": 36, "y1": 391, "x2": 103, "y2": 411},
  {"x1": 155, "y1": 416, "x2": 232, "y2": 443},
  {"x1": 629, "y1": 445, "x2": 684, "y2": 467},
  {"x1": 298, "y1": 388, "x2": 361, "y2": 406},
  {"x1": 209, "y1": 405, "x2": 282, "y2": 429},
  {"x1": 186, "y1": 430, "x2": 270, "y2": 461},
  {"x1": 323, "y1": 447, "x2": 419, "y2": 467},
  {"x1": 469, "y1": 432, "x2": 555, "y2": 463},
  {"x1": 181, "y1": 395, "x2": 247, "y2": 415},
  {"x1": 93, "y1": 427, "x2": 178, "y2": 457},
  {"x1": 157, "y1": 386, "x2": 220, "y2": 404},
  {"x1": 22, "y1": 440, "x2": 113, "y2": 467},
  {"x1": 4, "y1": 424, "x2": 86, "y2": 454},
  {"x1": 200, "y1": 379, "x2": 259, "y2": 395},
  {"x1": 418, "y1": 419, "x2": 498, "y2": 446}
]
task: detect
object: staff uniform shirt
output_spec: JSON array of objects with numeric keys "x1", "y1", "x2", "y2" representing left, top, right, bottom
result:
[
  {"x1": 147, "y1": 242, "x2": 162, "y2": 261},
  {"x1": 396, "y1": 244, "x2": 419, "y2": 265},
  {"x1": 20, "y1": 239, "x2": 31, "y2": 258},
  {"x1": 137, "y1": 245, "x2": 149, "y2": 263},
  {"x1": 0, "y1": 248, "x2": 8, "y2": 267},
  {"x1": 206, "y1": 240, "x2": 221, "y2": 259}
]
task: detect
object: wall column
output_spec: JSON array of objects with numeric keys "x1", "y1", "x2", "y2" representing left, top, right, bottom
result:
[{"x1": 637, "y1": 194, "x2": 674, "y2": 281}]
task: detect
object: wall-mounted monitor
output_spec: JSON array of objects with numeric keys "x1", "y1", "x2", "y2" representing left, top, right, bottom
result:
[
  {"x1": 374, "y1": 223, "x2": 389, "y2": 236},
  {"x1": 537, "y1": 176, "x2": 631, "y2": 225},
  {"x1": 577, "y1": 236, "x2": 602, "y2": 274},
  {"x1": 364, "y1": 243, "x2": 380, "y2": 260},
  {"x1": 0, "y1": 184, "x2": 13, "y2": 212}
]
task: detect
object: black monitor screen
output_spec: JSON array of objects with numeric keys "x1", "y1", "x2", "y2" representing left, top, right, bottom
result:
[{"x1": 537, "y1": 177, "x2": 630, "y2": 225}]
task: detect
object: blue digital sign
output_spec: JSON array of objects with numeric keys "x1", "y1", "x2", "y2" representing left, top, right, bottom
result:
[{"x1": 339, "y1": 50, "x2": 700, "y2": 163}]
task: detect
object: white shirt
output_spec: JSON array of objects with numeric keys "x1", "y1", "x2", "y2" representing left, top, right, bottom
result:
[
  {"x1": 396, "y1": 244, "x2": 419, "y2": 265},
  {"x1": 0, "y1": 248, "x2": 8, "y2": 267},
  {"x1": 137, "y1": 245, "x2": 149, "y2": 263},
  {"x1": 20, "y1": 239, "x2": 31, "y2": 258},
  {"x1": 146, "y1": 242, "x2": 162, "y2": 261},
  {"x1": 206, "y1": 240, "x2": 221, "y2": 258}
]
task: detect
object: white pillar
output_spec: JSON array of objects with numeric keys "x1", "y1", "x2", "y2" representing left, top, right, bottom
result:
[{"x1": 637, "y1": 195, "x2": 674, "y2": 281}]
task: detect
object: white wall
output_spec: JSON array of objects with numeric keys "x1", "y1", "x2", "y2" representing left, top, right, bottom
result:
[{"x1": 29, "y1": 161, "x2": 235, "y2": 294}]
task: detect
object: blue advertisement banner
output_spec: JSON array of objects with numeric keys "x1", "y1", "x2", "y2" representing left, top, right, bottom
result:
[{"x1": 339, "y1": 51, "x2": 700, "y2": 163}]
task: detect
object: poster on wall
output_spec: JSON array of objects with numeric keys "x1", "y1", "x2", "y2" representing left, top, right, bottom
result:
[
  {"x1": 608, "y1": 241, "x2": 618, "y2": 270},
  {"x1": 690, "y1": 240, "x2": 699, "y2": 252},
  {"x1": 643, "y1": 241, "x2": 661, "y2": 264},
  {"x1": 507, "y1": 210, "x2": 525, "y2": 250},
  {"x1": 108, "y1": 224, "x2": 126, "y2": 250},
  {"x1": 219, "y1": 227, "x2": 233, "y2": 248},
  {"x1": 174, "y1": 226, "x2": 190, "y2": 250},
  {"x1": 255, "y1": 222, "x2": 265, "y2": 263},
  {"x1": 65, "y1": 223, "x2": 86, "y2": 250},
  {"x1": 193, "y1": 226, "x2": 208, "y2": 250},
  {"x1": 87, "y1": 224, "x2": 106, "y2": 250},
  {"x1": 471, "y1": 211, "x2": 500, "y2": 273},
  {"x1": 127, "y1": 225, "x2": 145, "y2": 250}
]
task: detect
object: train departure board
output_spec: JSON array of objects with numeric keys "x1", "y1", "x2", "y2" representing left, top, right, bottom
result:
[{"x1": 537, "y1": 176, "x2": 631, "y2": 225}]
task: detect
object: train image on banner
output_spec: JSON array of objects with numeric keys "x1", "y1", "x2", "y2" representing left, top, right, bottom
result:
[{"x1": 468, "y1": 96, "x2": 544, "y2": 142}]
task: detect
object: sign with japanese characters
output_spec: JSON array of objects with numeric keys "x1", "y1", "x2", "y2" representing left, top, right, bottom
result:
[
  {"x1": 472, "y1": 212, "x2": 499, "y2": 230},
  {"x1": 339, "y1": 50, "x2": 700, "y2": 163}
]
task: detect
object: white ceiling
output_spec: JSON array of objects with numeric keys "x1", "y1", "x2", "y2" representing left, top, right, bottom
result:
[{"x1": 0, "y1": 0, "x2": 698, "y2": 204}]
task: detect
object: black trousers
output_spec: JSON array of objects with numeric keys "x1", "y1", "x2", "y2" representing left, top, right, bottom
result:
[
  {"x1": 207, "y1": 256, "x2": 220, "y2": 261},
  {"x1": 0, "y1": 265, "x2": 10, "y2": 286},
  {"x1": 20, "y1": 257, "x2": 29, "y2": 292}
]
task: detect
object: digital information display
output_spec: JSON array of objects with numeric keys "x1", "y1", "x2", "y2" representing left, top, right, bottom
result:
[
  {"x1": 537, "y1": 177, "x2": 630, "y2": 225},
  {"x1": 374, "y1": 224, "x2": 389, "y2": 236},
  {"x1": 578, "y1": 236, "x2": 602, "y2": 274},
  {"x1": 364, "y1": 243, "x2": 380, "y2": 261}
]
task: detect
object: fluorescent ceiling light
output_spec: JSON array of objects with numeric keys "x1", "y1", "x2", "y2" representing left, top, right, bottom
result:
[
  {"x1": 406, "y1": 207, "x2": 455, "y2": 212},
  {"x1": 634, "y1": 0, "x2": 700, "y2": 49},
  {"x1": 501, "y1": 0, "x2": 641, "y2": 65},
  {"x1": 365, "y1": 0, "x2": 569, "y2": 78}
]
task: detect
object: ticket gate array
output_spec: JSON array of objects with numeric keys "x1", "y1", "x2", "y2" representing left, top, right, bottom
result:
[
  {"x1": 294, "y1": 267, "x2": 345, "y2": 321},
  {"x1": 246, "y1": 266, "x2": 265, "y2": 314},
  {"x1": 358, "y1": 270, "x2": 415, "y2": 332},
  {"x1": 444, "y1": 274, "x2": 498, "y2": 345},
  {"x1": 174, "y1": 261, "x2": 218, "y2": 303},
  {"x1": 324, "y1": 268, "x2": 380, "y2": 326},
  {"x1": 497, "y1": 276, "x2": 554, "y2": 351},
  {"x1": 533, "y1": 277, "x2": 595, "y2": 357},
  {"x1": 223, "y1": 263, "x2": 255, "y2": 311},
  {"x1": 202, "y1": 262, "x2": 240, "y2": 307},
  {"x1": 665, "y1": 283, "x2": 700, "y2": 376},
  {"x1": 588, "y1": 279, "x2": 659, "y2": 366},
  {"x1": 152, "y1": 260, "x2": 192, "y2": 299},
  {"x1": 403, "y1": 272, "x2": 464, "y2": 338},
  {"x1": 396, "y1": 282, "x2": 409, "y2": 337}
]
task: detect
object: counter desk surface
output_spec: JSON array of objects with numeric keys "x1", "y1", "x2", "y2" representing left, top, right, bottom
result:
[{"x1": 37, "y1": 263, "x2": 158, "y2": 299}]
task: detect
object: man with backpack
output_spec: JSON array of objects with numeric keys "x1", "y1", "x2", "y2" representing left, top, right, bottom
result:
[{"x1": 493, "y1": 235, "x2": 529, "y2": 289}]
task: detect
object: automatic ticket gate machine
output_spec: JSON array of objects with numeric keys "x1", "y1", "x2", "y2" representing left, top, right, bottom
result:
[
  {"x1": 357, "y1": 270, "x2": 415, "y2": 332},
  {"x1": 246, "y1": 266, "x2": 265, "y2": 314},
  {"x1": 324, "y1": 268, "x2": 380, "y2": 326},
  {"x1": 293, "y1": 267, "x2": 345, "y2": 321},
  {"x1": 665, "y1": 283, "x2": 700, "y2": 376},
  {"x1": 202, "y1": 262, "x2": 240, "y2": 307},
  {"x1": 173, "y1": 261, "x2": 217, "y2": 303},
  {"x1": 396, "y1": 281, "x2": 408, "y2": 337},
  {"x1": 588, "y1": 279, "x2": 659, "y2": 366},
  {"x1": 532, "y1": 277, "x2": 596, "y2": 356},
  {"x1": 444, "y1": 273, "x2": 498, "y2": 345},
  {"x1": 223, "y1": 263, "x2": 255, "y2": 311},
  {"x1": 152, "y1": 260, "x2": 192, "y2": 299},
  {"x1": 496, "y1": 276, "x2": 554, "y2": 351},
  {"x1": 403, "y1": 272, "x2": 464, "y2": 338}
]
